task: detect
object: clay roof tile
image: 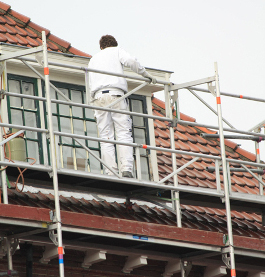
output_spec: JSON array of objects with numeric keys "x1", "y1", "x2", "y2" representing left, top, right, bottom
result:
[
  {"x1": 0, "y1": 2, "x2": 10, "y2": 12},
  {"x1": 9, "y1": 9, "x2": 30, "y2": 24},
  {"x1": 48, "y1": 33, "x2": 70, "y2": 49},
  {"x1": 0, "y1": 15, "x2": 6, "y2": 24},
  {"x1": 27, "y1": 21, "x2": 50, "y2": 36}
]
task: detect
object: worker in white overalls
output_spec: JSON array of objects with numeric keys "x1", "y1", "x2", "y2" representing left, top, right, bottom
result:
[{"x1": 88, "y1": 35, "x2": 156, "y2": 178}]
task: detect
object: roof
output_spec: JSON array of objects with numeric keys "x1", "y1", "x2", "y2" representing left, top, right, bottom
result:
[
  {"x1": 1, "y1": 0, "x2": 265, "y2": 258},
  {"x1": 5, "y1": 96, "x2": 265, "y2": 242},
  {"x1": 0, "y1": 1, "x2": 91, "y2": 57}
]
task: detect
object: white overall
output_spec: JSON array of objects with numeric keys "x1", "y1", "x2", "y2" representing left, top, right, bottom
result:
[
  {"x1": 93, "y1": 91, "x2": 133, "y2": 175},
  {"x1": 88, "y1": 46, "x2": 147, "y2": 175}
]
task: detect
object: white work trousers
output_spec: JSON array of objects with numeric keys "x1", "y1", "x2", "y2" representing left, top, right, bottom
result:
[{"x1": 93, "y1": 94, "x2": 133, "y2": 175}]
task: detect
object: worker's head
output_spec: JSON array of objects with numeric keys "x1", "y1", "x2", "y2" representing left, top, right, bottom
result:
[{"x1": 99, "y1": 35, "x2": 118, "y2": 50}]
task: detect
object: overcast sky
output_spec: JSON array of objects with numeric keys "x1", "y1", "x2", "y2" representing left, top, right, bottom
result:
[{"x1": 5, "y1": 0, "x2": 265, "y2": 160}]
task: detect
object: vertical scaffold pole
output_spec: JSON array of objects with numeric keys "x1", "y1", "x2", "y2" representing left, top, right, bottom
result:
[
  {"x1": 42, "y1": 31, "x2": 65, "y2": 277},
  {"x1": 255, "y1": 137, "x2": 263, "y2": 195},
  {"x1": 164, "y1": 73, "x2": 181, "y2": 227},
  {"x1": 214, "y1": 62, "x2": 236, "y2": 276},
  {"x1": 0, "y1": 62, "x2": 8, "y2": 204}
]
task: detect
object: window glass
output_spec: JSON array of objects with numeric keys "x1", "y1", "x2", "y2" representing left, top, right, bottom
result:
[
  {"x1": 57, "y1": 88, "x2": 70, "y2": 116},
  {"x1": 129, "y1": 96, "x2": 150, "y2": 180},
  {"x1": 131, "y1": 99, "x2": 144, "y2": 126},
  {"x1": 89, "y1": 150, "x2": 101, "y2": 173},
  {"x1": 50, "y1": 87, "x2": 57, "y2": 114},
  {"x1": 73, "y1": 119, "x2": 85, "y2": 145},
  {"x1": 52, "y1": 115, "x2": 59, "y2": 131},
  {"x1": 86, "y1": 121, "x2": 99, "y2": 148},
  {"x1": 27, "y1": 141, "x2": 40, "y2": 164},
  {"x1": 60, "y1": 117, "x2": 72, "y2": 144},
  {"x1": 62, "y1": 146, "x2": 73, "y2": 169},
  {"x1": 49, "y1": 82, "x2": 100, "y2": 173},
  {"x1": 11, "y1": 110, "x2": 23, "y2": 126},
  {"x1": 133, "y1": 128, "x2": 146, "y2": 155},
  {"x1": 71, "y1": 89, "x2": 83, "y2": 117},
  {"x1": 140, "y1": 156, "x2": 149, "y2": 181},
  {"x1": 9, "y1": 80, "x2": 21, "y2": 107},
  {"x1": 22, "y1": 82, "x2": 34, "y2": 110},
  {"x1": 24, "y1": 112, "x2": 37, "y2": 139},
  {"x1": 76, "y1": 148, "x2": 88, "y2": 171},
  {"x1": 7, "y1": 75, "x2": 42, "y2": 165}
]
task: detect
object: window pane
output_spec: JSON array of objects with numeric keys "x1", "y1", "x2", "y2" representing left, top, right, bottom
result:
[
  {"x1": 24, "y1": 112, "x2": 37, "y2": 139},
  {"x1": 131, "y1": 99, "x2": 144, "y2": 126},
  {"x1": 71, "y1": 89, "x2": 83, "y2": 118},
  {"x1": 89, "y1": 150, "x2": 101, "y2": 173},
  {"x1": 60, "y1": 117, "x2": 72, "y2": 144},
  {"x1": 86, "y1": 107, "x2": 94, "y2": 119},
  {"x1": 134, "y1": 128, "x2": 146, "y2": 154},
  {"x1": 52, "y1": 115, "x2": 58, "y2": 131},
  {"x1": 76, "y1": 148, "x2": 88, "y2": 171},
  {"x1": 57, "y1": 88, "x2": 70, "y2": 116},
  {"x1": 86, "y1": 121, "x2": 99, "y2": 148},
  {"x1": 73, "y1": 119, "x2": 85, "y2": 145},
  {"x1": 22, "y1": 82, "x2": 35, "y2": 110},
  {"x1": 11, "y1": 110, "x2": 23, "y2": 126},
  {"x1": 27, "y1": 141, "x2": 40, "y2": 164},
  {"x1": 50, "y1": 87, "x2": 57, "y2": 114},
  {"x1": 9, "y1": 80, "x2": 21, "y2": 107},
  {"x1": 62, "y1": 146, "x2": 73, "y2": 169},
  {"x1": 140, "y1": 157, "x2": 149, "y2": 181}
]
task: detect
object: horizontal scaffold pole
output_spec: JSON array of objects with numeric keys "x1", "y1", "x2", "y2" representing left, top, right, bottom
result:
[
  {"x1": 3, "y1": 91, "x2": 172, "y2": 122},
  {"x1": 201, "y1": 133, "x2": 264, "y2": 141},
  {"x1": 206, "y1": 167, "x2": 265, "y2": 174},
  {"x1": 188, "y1": 86, "x2": 265, "y2": 103},
  {"x1": 19, "y1": 57, "x2": 171, "y2": 86}
]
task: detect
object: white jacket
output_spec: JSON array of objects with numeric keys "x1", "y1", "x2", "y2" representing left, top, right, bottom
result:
[{"x1": 88, "y1": 47, "x2": 146, "y2": 98}]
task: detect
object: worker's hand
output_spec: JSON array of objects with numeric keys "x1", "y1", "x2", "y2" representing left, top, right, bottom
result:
[{"x1": 142, "y1": 71, "x2": 157, "y2": 84}]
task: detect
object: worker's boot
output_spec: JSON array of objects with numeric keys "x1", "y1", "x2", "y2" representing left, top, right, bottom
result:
[{"x1": 122, "y1": 171, "x2": 133, "y2": 178}]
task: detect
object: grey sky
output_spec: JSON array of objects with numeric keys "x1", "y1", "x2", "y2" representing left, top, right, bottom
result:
[{"x1": 4, "y1": 0, "x2": 265, "y2": 159}]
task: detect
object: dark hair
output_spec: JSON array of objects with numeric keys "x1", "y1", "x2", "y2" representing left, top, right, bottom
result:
[{"x1": 99, "y1": 35, "x2": 118, "y2": 49}]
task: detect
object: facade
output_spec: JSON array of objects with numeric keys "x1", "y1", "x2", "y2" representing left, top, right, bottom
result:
[{"x1": 0, "y1": 2, "x2": 264, "y2": 277}]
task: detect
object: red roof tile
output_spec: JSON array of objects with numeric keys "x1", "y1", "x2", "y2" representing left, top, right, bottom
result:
[
  {"x1": 0, "y1": 1, "x2": 10, "y2": 12},
  {"x1": 0, "y1": 3, "x2": 90, "y2": 56},
  {"x1": 68, "y1": 46, "x2": 91, "y2": 58},
  {"x1": 9, "y1": 9, "x2": 30, "y2": 24}
]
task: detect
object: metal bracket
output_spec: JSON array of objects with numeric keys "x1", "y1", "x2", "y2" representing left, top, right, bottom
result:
[
  {"x1": 35, "y1": 53, "x2": 44, "y2": 67},
  {"x1": 0, "y1": 238, "x2": 19, "y2": 258},
  {"x1": 171, "y1": 91, "x2": 178, "y2": 107},
  {"x1": 49, "y1": 230, "x2": 58, "y2": 246},
  {"x1": 9, "y1": 238, "x2": 19, "y2": 256},
  {"x1": 208, "y1": 82, "x2": 216, "y2": 96},
  {"x1": 223, "y1": 234, "x2": 229, "y2": 246},
  {"x1": 49, "y1": 210, "x2": 56, "y2": 222},
  {"x1": 0, "y1": 89, "x2": 5, "y2": 99},
  {"x1": 222, "y1": 253, "x2": 231, "y2": 269},
  {"x1": 181, "y1": 261, "x2": 192, "y2": 277},
  {"x1": 168, "y1": 118, "x2": 178, "y2": 128}
]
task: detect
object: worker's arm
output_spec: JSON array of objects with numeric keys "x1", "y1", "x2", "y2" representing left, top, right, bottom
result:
[{"x1": 118, "y1": 48, "x2": 157, "y2": 84}]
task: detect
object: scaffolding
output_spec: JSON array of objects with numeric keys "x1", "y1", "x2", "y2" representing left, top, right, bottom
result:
[{"x1": 0, "y1": 31, "x2": 264, "y2": 276}]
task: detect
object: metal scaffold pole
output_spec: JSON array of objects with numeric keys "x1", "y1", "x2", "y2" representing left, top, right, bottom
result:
[
  {"x1": 164, "y1": 73, "x2": 182, "y2": 227},
  {"x1": 214, "y1": 62, "x2": 236, "y2": 276},
  {"x1": 42, "y1": 31, "x2": 65, "y2": 277}
]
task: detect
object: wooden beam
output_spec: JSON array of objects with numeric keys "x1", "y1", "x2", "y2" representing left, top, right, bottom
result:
[
  {"x1": 204, "y1": 266, "x2": 227, "y2": 277},
  {"x1": 82, "y1": 250, "x2": 106, "y2": 269},
  {"x1": 122, "y1": 255, "x2": 148, "y2": 273},
  {"x1": 163, "y1": 260, "x2": 181, "y2": 277},
  {"x1": 1, "y1": 204, "x2": 265, "y2": 253}
]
